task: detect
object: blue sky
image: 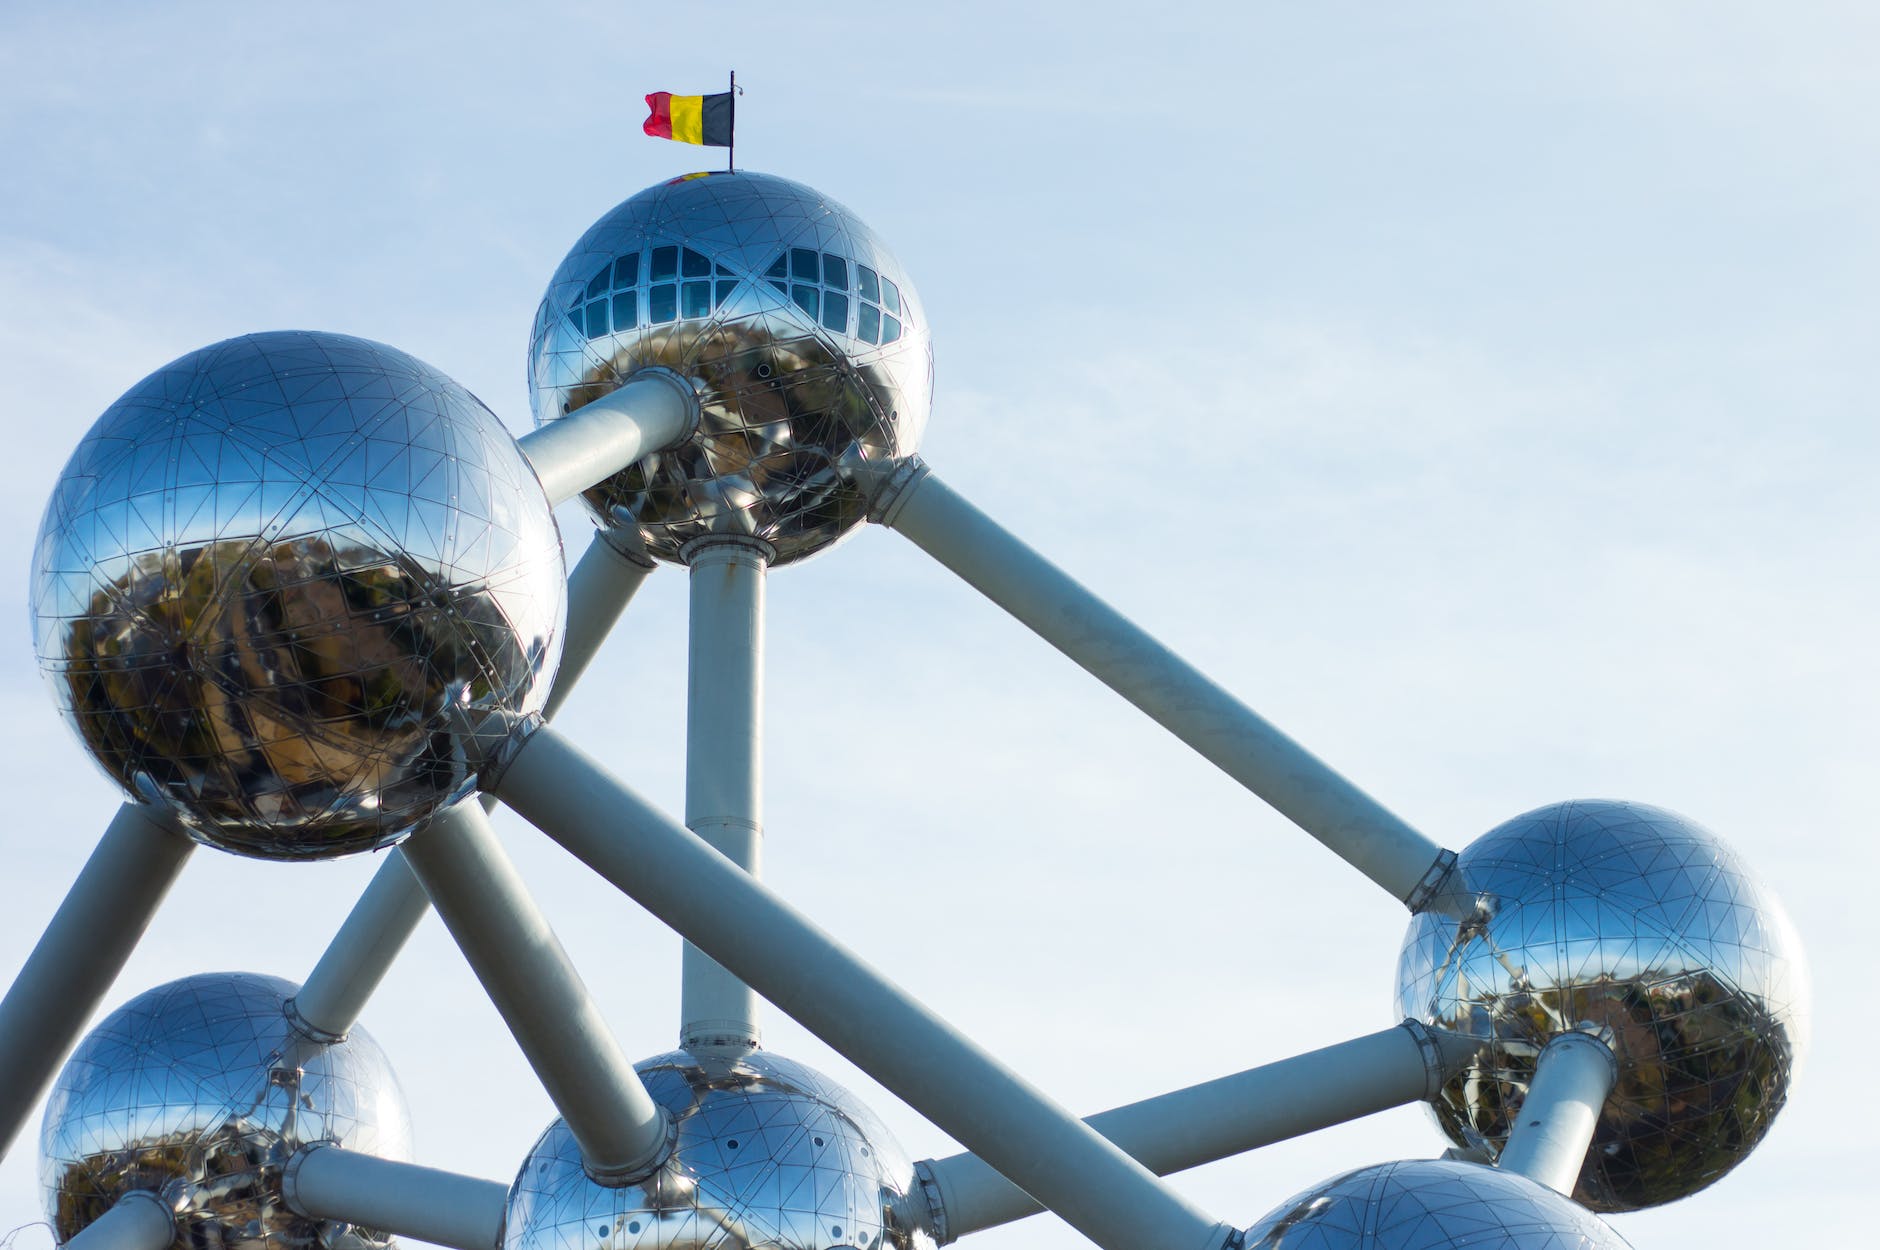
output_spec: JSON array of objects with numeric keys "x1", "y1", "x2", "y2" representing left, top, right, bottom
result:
[{"x1": 2, "y1": 3, "x2": 1875, "y2": 1246}]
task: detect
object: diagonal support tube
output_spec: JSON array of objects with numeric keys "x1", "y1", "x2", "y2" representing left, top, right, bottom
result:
[
  {"x1": 679, "y1": 536, "x2": 768, "y2": 1050},
  {"x1": 488, "y1": 725, "x2": 1235, "y2": 1250},
  {"x1": 283, "y1": 1143, "x2": 508, "y2": 1250},
  {"x1": 287, "y1": 533, "x2": 657, "y2": 1041},
  {"x1": 869, "y1": 460, "x2": 1456, "y2": 911},
  {"x1": 399, "y1": 801, "x2": 670, "y2": 1182},
  {"x1": 915, "y1": 1021, "x2": 1473, "y2": 1242},
  {"x1": 0, "y1": 802, "x2": 193, "y2": 1162},
  {"x1": 517, "y1": 368, "x2": 698, "y2": 506},
  {"x1": 63, "y1": 1190, "x2": 175, "y2": 1250},
  {"x1": 1498, "y1": 1027, "x2": 1618, "y2": 1195}
]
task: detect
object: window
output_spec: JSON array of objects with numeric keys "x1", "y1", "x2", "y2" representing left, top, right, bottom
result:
[
  {"x1": 681, "y1": 281, "x2": 712, "y2": 319},
  {"x1": 682, "y1": 248, "x2": 711, "y2": 278},
  {"x1": 649, "y1": 284, "x2": 677, "y2": 324},
  {"x1": 821, "y1": 291, "x2": 849, "y2": 333},
  {"x1": 650, "y1": 246, "x2": 678, "y2": 281},
  {"x1": 612, "y1": 291, "x2": 636, "y2": 330},
  {"x1": 584, "y1": 300, "x2": 609, "y2": 337},
  {"x1": 792, "y1": 284, "x2": 819, "y2": 319},
  {"x1": 822, "y1": 255, "x2": 848, "y2": 290},
  {"x1": 613, "y1": 254, "x2": 639, "y2": 287}
]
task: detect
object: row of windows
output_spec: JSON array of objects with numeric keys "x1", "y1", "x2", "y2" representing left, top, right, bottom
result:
[{"x1": 567, "y1": 244, "x2": 909, "y2": 345}]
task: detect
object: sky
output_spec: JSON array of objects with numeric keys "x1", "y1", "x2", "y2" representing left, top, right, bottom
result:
[{"x1": 1, "y1": 2, "x2": 1876, "y2": 1246}]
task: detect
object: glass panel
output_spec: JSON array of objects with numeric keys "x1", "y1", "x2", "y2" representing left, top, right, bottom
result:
[
  {"x1": 682, "y1": 248, "x2": 711, "y2": 278},
  {"x1": 765, "y1": 254, "x2": 788, "y2": 279},
  {"x1": 651, "y1": 246, "x2": 678, "y2": 281},
  {"x1": 822, "y1": 255, "x2": 848, "y2": 290},
  {"x1": 585, "y1": 268, "x2": 610, "y2": 300},
  {"x1": 767, "y1": 278, "x2": 787, "y2": 294},
  {"x1": 791, "y1": 248, "x2": 819, "y2": 280},
  {"x1": 649, "y1": 283, "x2": 677, "y2": 323},
  {"x1": 715, "y1": 262, "x2": 735, "y2": 275},
  {"x1": 821, "y1": 291, "x2": 849, "y2": 333},
  {"x1": 857, "y1": 303, "x2": 881, "y2": 343},
  {"x1": 714, "y1": 279, "x2": 737, "y2": 307},
  {"x1": 611, "y1": 291, "x2": 636, "y2": 329},
  {"x1": 682, "y1": 281, "x2": 711, "y2": 318},
  {"x1": 584, "y1": 300, "x2": 610, "y2": 338},
  {"x1": 791, "y1": 284, "x2": 819, "y2": 319},
  {"x1": 881, "y1": 314, "x2": 901, "y2": 344},
  {"x1": 613, "y1": 254, "x2": 639, "y2": 287},
  {"x1": 881, "y1": 277, "x2": 901, "y2": 314},
  {"x1": 857, "y1": 265, "x2": 880, "y2": 302}
]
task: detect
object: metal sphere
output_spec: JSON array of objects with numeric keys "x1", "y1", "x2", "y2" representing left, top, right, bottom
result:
[
  {"x1": 528, "y1": 171, "x2": 933, "y2": 566},
  {"x1": 1395, "y1": 800, "x2": 1810, "y2": 1211},
  {"x1": 1241, "y1": 1159, "x2": 1633, "y2": 1249},
  {"x1": 40, "y1": 971, "x2": 413, "y2": 1250},
  {"x1": 30, "y1": 331, "x2": 566, "y2": 859},
  {"x1": 504, "y1": 1049, "x2": 934, "y2": 1250}
]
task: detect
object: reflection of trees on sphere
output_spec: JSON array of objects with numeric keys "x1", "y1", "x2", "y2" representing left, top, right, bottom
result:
[
  {"x1": 1242, "y1": 1159, "x2": 1633, "y2": 1249},
  {"x1": 505, "y1": 1049, "x2": 934, "y2": 1250},
  {"x1": 40, "y1": 973, "x2": 412, "y2": 1250},
  {"x1": 529, "y1": 171, "x2": 933, "y2": 565},
  {"x1": 31, "y1": 331, "x2": 566, "y2": 859},
  {"x1": 1395, "y1": 800, "x2": 1809, "y2": 1211}
]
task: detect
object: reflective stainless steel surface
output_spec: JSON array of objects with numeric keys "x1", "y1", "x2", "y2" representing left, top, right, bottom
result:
[
  {"x1": 1241, "y1": 1159, "x2": 1632, "y2": 1249},
  {"x1": 1395, "y1": 800, "x2": 1809, "y2": 1211},
  {"x1": 40, "y1": 972, "x2": 413, "y2": 1250},
  {"x1": 528, "y1": 171, "x2": 933, "y2": 566},
  {"x1": 31, "y1": 331, "x2": 566, "y2": 858},
  {"x1": 504, "y1": 1049, "x2": 933, "y2": 1250}
]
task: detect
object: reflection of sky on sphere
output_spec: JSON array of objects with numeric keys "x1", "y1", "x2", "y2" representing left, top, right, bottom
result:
[
  {"x1": 30, "y1": 332, "x2": 565, "y2": 859},
  {"x1": 1396, "y1": 801, "x2": 1808, "y2": 1211}
]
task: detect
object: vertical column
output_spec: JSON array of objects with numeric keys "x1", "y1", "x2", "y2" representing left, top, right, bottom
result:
[{"x1": 679, "y1": 536, "x2": 768, "y2": 1050}]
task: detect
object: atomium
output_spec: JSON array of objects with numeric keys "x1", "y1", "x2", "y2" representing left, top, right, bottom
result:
[
  {"x1": 528, "y1": 170, "x2": 932, "y2": 565},
  {"x1": 29, "y1": 330, "x2": 566, "y2": 859},
  {"x1": 1241, "y1": 1159, "x2": 1634, "y2": 1249},
  {"x1": 505, "y1": 1049, "x2": 933, "y2": 1250},
  {"x1": 39, "y1": 972, "x2": 411, "y2": 1250},
  {"x1": 0, "y1": 166, "x2": 1811, "y2": 1250},
  {"x1": 1395, "y1": 800, "x2": 1810, "y2": 1211}
]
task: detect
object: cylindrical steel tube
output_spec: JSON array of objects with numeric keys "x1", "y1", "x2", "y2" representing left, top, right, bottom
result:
[
  {"x1": 1498, "y1": 1029, "x2": 1618, "y2": 1195},
  {"x1": 400, "y1": 801, "x2": 669, "y2": 1181},
  {"x1": 517, "y1": 369, "x2": 697, "y2": 505},
  {"x1": 680, "y1": 538, "x2": 767, "y2": 1049},
  {"x1": 284, "y1": 1143, "x2": 507, "y2": 1250},
  {"x1": 918, "y1": 1022, "x2": 1465, "y2": 1240},
  {"x1": 288, "y1": 852, "x2": 429, "y2": 1042},
  {"x1": 65, "y1": 1192, "x2": 174, "y2": 1250},
  {"x1": 491, "y1": 726, "x2": 1233, "y2": 1250},
  {"x1": 554, "y1": 533, "x2": 656, "y2": 718},
  {"x1": 881, "y1": 467, "x2": 1452, "y2": 909},
  {"x1": 0, "y1": 803, "x2": 193, "y2": 1161}
]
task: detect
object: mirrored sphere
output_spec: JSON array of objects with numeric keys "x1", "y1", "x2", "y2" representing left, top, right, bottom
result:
[
  {"x1": 1241, "y1": 1159, "x2": 1633, "y2": 1249},
  {"x1": 40, "y1": 972, "x2": 413, "y2": 1250},
  {"x1": 1395, "y1": 800, "x2": 1809, "y2": 1211},
  {"x1": 505, "y1": 1049, "x2": 934, "y2": 1250},
  {"x1": 31, "y1": 331, "x2": 566, "y2": 859},
  {"x1": 528, "y1": 171, "x2": 933, "y2": 566}
]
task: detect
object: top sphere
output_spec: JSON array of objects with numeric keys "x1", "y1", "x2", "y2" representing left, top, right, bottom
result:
[
  {"x1": 1241, "y1": 1159, "x2": 1633, "y2": 1249},
  {"x1": 528, "y1": 171, "x2": 932, "y2": 566},
  {"x1": 1395, "y1": 800, "x2": 1809, "y2": 1211},
  {"x1": 31, "y1": 331, "x2": 565, "y2": 859}
]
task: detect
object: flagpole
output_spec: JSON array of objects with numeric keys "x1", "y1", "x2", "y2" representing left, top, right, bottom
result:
[{"x1": 727, "y1": 70, "x2": 736, "y2": 173}]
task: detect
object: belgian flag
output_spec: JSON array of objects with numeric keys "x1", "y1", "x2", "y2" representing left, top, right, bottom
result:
[{"x1": 643, "y1": 91, "x2": 734, "y2": 148}]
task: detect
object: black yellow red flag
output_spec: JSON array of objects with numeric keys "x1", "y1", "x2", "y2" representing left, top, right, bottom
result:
[{"x1": 643, "y1": 91, "x2": 733, "y2": 148}]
